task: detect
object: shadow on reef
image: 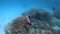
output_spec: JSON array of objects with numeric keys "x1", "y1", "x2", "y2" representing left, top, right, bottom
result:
[{"x1": 5, "y1": 8, "x2": 60, "y2": 34}]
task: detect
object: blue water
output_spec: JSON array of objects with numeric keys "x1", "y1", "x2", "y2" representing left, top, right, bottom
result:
[{"x1": 0, "y1": 0, "x2": 60, "y2": 34}]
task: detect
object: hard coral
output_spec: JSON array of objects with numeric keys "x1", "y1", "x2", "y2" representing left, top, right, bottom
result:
[{"x1": 5, "y1": 9, "x2": 57, "y2": 34}]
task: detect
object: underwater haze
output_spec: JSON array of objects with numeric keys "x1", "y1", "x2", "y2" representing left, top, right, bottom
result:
[{"x1": 0, "y1": 0, "x2": 60, "y2": 34}]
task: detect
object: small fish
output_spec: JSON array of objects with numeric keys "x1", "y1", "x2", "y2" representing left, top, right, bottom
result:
[
  {"x1": 53, "y1": 7, "x2": 55, "y2": 10},
  {"x1": 25, "y1": 16, "x2": 31, "y2": 26}
]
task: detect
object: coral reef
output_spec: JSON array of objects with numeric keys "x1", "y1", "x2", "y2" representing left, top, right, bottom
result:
[
  {"x1": 5, "y1": 9, "x2": 58, "y2": 34},
  {"x1": 53, "y1": 8, "x2": 60, "y2": 19}
]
